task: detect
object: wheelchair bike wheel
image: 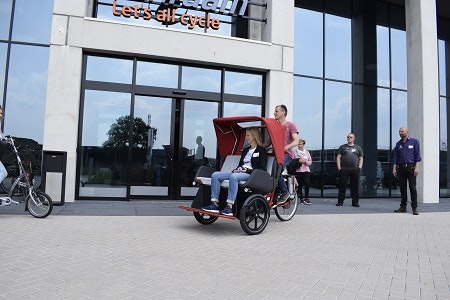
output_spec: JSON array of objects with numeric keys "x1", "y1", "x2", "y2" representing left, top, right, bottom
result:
[
  {"x1": 194, "y1": 212, "x2": 218, "y2": 225},
  {"x1": 274, "y1": 193, "x2": 299, "y2": 221},
  {"x1": 239, "y1": 194, "x2": 270, "y2": 235},
  {"x1": 26, "y1": 190, "x2": 53, "y2": 218}
]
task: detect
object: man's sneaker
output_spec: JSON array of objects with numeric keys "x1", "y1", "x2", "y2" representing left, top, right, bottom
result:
[
  {"x1": 300, "y1": 199, "x2": 306, "y2": 205},
  {"x1": 413, "y1": 209, "x2": 419, "y2": 215},
  {"x1": 394, "y1": 207, "x2": 407, "y2": 213},
  {"x1": 352, "y1": 203, "x2": 360, "y2": 207},
  {"x1": 303, "y1": 198, "x2": 312, "y2": 205},
  {"x1": 336, "y1": 202, "x2": 343, "y2": 206},
  {"x1": 202, "y1": 203, "x2": 219, "y2": 213},
  {"x1": 271, "y1": 193, "x2": 290, "y2": 208},
  {"x1": 220, "y1": 206, "x2": 233, "y2": 216}
]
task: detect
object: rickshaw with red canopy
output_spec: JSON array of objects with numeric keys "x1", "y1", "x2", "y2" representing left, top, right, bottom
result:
[{"x1": 179, "y1": 116, "x2": 299, "y2": 235}]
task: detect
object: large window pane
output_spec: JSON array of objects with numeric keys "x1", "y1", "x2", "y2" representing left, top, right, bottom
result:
[
  {"x1": 180, "y1": 100, "x2": 218, "y2": 197},
  {"x1": 181, "y1": 66, "x2": 220, "y2": 93},
  {"x1": 4, "y1": 44, "x2": 49, "y2": 144},
  {"x1": 440, "y1": 97, "x2": 448, "y2": 196},
  {"x1": 293, "y1": 77, "x2": 322, "y2": 151},
  {"x1": 391, "y1": 90, "x2": 407, "y2": 146},
  {"x1": 377, "y1": 88, "x2": 392, "y2": 194},
  {"x1": 79, "y1": 90, "x2": 130, "y2": 197},
  {"x1": 0, "y1": 0, "x2": 12, "y2": 40},
  {"x1": 11, "y1": 0, "x2": 53, "y2": 44},
  {"x1": 438, "y1": 40, "x2": 447, "y2": 96},
  {"x1": 324, "y1": 81, "x2": 351, "y2": 196},
  {"x1": 0, "y1": 43, "x2": 6, "y2": 101},
  {"x1": 131, "y1": 96, "x2": 172, "y2": 196},
  {"x1": 293, "y1": 76, "x2": 323, "y2": 197},
  {"x1": 224, "y1": 71, "x2": 262, "y2": 97},
  {"x1": 324, "y1": 81, "x2": 351, "y2": 147},
  {"x1": 86, "y1": 56, "x2": 133, "y2": 84},
  {"x1": 136, "y1": 61, "x2": 178, "y2": 88},
  {"x1": 223, "y1": 102, "x2": 261, "y2": 117},
  {"x1": 294, "y1": 8, "x2": 323, "y2": 77},
  {"x1": 391, "y1": 29, "x2": 407, "y2": 90},
  {"x1": 325, "y1": 14, "x2": 351, "y2": 81},
  {"x1": 377, "y1": 25, "x2": 390, "y2": 87}
]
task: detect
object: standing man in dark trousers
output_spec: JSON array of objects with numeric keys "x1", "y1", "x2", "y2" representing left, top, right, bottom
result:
[
  {"x1": 392, "y1": 126, "x2": 421, "y2": 215},
  {"x1": 336, "y1": 133, "x2": 364, "y2": 207}
]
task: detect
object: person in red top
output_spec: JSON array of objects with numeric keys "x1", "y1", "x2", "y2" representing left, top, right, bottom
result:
[{"x1": 273, "y1": 105, "x2": 299, "y2": 206}]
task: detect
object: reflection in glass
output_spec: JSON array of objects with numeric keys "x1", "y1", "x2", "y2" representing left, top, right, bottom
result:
[
  {"x1": 294, "y1": 8, "x2": 323, "y2": 77},
  {"x1": 97, "y1": 1, "x2": 161, "y2": 27},
  {"x1": 11, "y1": 0, "x2": 54, "y2": 44},
  {"x1": 324, "y1": 81, "x2": 351, "y2": 148},
  {"x1": 377, "y1": 88, "x2": 392, "y2": 195},
  {"x1": 325, "y1": 14, "x2": 351, "y2": 81},
  {"x1": 293, "y1": 76, "x2": 322, "y2": 196},
  {"x1": 323, "y1": 81, "x2": 351, "y2": 197},
  {"x1": 0, "y1": 0, "x2": 12, "y2": 40},
  {"x1": 391, "y1": 90, "x2": 407, "y2": 147},
  {"x1": 438, "y1": 40, "x2": 447, "y2": 96},
  {"x1": 0, "y1": 43, "x2": 6, "y2": 101},
  {"x1": 223, "y1": 102, "x2": 261, "y2": 117},
  {"x1": 131, "y1": 96, "x2": 171, "y2": 196},
  {"x1": 79, "y1": 90, "x2": 130, "y2": 197},
  {"x1": 180, "y1": 100, "x2": 218, "y2": 196},
  {"x1": 136, "y1": 61, "x2": 178, "y2": 88},
  {"x1": 390, "y1": 90, "x2": 407, "y2": 197},
  {"x1": 377, "y1": 26, "x2": 390, "y2": 87},
  {"x1": 86, "y1": 56, "x2": 133, "y2": 84},
  {"x1": 224, "y1": 71, "x2": 262, "y2": 97},
  {"x1": 181, "y1": 66, "x2": 220, "y2": 92},
  {"x1": 3, "y1": 44, "x2": 49, "y2": 144},
  {"x1": 440, "y1": 97, "x2": 448, "y2": 196},
  {"x1": 391, "y1": 29, "x2": 407, "y2": 90}
]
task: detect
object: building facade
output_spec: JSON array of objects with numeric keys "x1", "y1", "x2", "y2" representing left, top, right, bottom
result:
[{"x1": 1, "y1": 0, "x2": 449, "y2": 203}]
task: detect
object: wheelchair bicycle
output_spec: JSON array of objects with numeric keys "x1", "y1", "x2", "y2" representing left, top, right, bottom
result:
[{"x1": 179, "y1": 116, "x2": 299, "y2": 235}]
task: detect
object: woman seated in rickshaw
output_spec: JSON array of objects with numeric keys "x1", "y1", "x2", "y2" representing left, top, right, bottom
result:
[{"x1": 202, "y1": 127, "x2": 267, "y2": 216}]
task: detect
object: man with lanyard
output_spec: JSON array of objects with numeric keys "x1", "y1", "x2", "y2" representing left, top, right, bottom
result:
[
  {"x1": 272, "y1": 104, "x2": 299, "y2": 207},
  {"x1": 392, "y1": 126, "x2": 421, "y2": 215},
  {"x1": 336, "y1": 132, "x2": 364, "y2": 207}
]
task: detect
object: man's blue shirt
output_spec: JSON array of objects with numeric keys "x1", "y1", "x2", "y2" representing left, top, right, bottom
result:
[{"x1": 393, "y1": 137, "x2": 422, "y2": 165}]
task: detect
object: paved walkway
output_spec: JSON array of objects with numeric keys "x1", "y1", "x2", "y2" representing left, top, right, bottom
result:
[{"x1": 0, "y1": 198, "x2": 449, "y2": 299}]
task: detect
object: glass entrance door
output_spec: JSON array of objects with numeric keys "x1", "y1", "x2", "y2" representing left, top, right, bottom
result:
[
  {"x1": 179, "y1": 100, "x2": 218, "y2": 197},
  {"x1": 130, "y1": 96, "x2": 218, "y2": 199}
]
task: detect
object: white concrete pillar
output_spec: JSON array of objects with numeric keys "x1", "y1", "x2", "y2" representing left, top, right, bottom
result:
[
  {"x1": 42, "y1": 0, "x2": 86, "y2": 203},
  {"x1": 264, "y1": 0, "x2": 295, "y2": 119},
  {"x1": 405, "y1": 0, "x2": 440, "y2": 203}
]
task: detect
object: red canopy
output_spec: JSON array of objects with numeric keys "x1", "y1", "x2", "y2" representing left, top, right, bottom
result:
[{"x1": 213, "y1": 116, "x2": 285, "y2": 164}]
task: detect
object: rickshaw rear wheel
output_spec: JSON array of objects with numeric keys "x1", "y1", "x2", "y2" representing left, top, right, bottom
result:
[
  {"x1": 239, "y1": 194, "x2": 269, "y2": 235},
  {"x1": 274, "y1": 193, "x2": 299, "y2": 221},
  {"x1": 194, "y1": 212, "x2": 218, "y2": 225}
]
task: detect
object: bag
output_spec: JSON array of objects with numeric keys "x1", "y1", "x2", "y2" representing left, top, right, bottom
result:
[{"x1": 286, "y1": 159, "x2": 299, "y2": 175}]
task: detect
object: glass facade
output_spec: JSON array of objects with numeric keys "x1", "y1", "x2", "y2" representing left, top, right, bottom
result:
[
  {"x1": 293, "y1": 0, "x2": 434, "y2": 198},
  {"x1": 79, "y1": 55, "x2": 264, "y2": 199},
  {"x1": 0, "y1": 0, "x2": 54, "y2": 189}
]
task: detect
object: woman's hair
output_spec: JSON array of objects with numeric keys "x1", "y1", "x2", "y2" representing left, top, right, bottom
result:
[
  {"x1": 299, "y1": 139, "x2": 305, "y2": 145},
  {"x1": 246, "y1": 127, "x2": 262, "y2": 146}
]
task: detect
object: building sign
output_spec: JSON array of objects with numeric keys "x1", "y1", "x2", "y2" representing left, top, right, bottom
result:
[{"x1": 112, "y1": 0, "x2": 249, "y2": 31}]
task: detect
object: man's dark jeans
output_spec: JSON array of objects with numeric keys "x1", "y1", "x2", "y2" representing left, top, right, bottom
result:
[
  {"x1": 338, "y1": 168, "x2": 360, "y2": 204},
  {"x1": 397, "y1": 164, "x2": 417, "y2": 209}
]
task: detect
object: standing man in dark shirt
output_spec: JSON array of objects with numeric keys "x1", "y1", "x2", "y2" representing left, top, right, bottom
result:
[
  {"x1": 336, "y1": 133, "x2": 364, "y2": 207},
  {"x1": 393, "y1": 126, "x2": 421, "y2": 215}
]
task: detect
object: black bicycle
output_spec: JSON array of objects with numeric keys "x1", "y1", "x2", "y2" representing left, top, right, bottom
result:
[{"x1": 0, "y1": 136, "x2": 53, "y2": 218}]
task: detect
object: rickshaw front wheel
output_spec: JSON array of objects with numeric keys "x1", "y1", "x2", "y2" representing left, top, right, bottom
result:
[
  {"x1": 194, "y1": 212, "x2": 218, "y2": 225},
  {"x1": 239, "y1": 194, "x2": 270, "y2": 235}
]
